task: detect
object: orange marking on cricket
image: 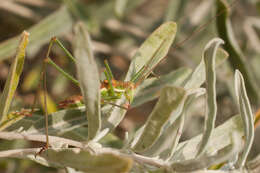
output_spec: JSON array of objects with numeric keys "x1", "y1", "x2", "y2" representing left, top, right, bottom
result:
[{"x1": 58, "y1": 95, "x2": 83, "y2": 109}]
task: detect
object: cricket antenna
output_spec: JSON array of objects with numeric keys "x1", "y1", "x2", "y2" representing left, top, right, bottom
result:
[{"x1": 172, "y1": 0, "x2": 239, "y2": 51}]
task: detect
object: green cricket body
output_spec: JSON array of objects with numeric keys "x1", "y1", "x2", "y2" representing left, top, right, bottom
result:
[
  {"x1": 58, "y1": 79, "x2": 136, "y2": 109},
  {"x1": 100, "y1": 79, "x2": 136, "y2": 105}
]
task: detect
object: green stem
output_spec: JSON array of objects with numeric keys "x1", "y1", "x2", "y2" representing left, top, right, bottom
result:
[{"x1": 46, "y1": 58, "x2": 79, "y2": 86}]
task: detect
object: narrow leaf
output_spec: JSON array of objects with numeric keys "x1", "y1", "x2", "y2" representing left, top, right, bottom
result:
[
  {"x1": 1, "y1": 148, "x2": 133, "y2": 173},
  {"x1": 184, "y1": 47, "x2": 228, "y2": 90},
  {"x1": 170, "y1": 132, "x2": 241, "y2": 172},
  {"x1": 0, "y1": 31, "x2": 29, "y2": 123},
  {"x1": 74, "y1": 22, "x2": 101, "y2": 141},
  {"x1": 142, "y1": 89, "x2": 205, "y2": 159},
  {"x1": 216, "y1": 0, "x2": 260, "y2": 104},
  {"x1": 41, "y1": 148, "x2": 133, "y2": 173},
  {"x1": 234, "y1": 70, "x2": 255, "y2": 168},
  {"x1": 132, "y1": 86, "x2": 186, "y2": 152},
  {"x1": 5, "y1": 108, "x2": 87, "y2": 138},
  {"x1": 125, "y1": 22, "x2": 177, "y2": 83},
  {"x1": 173, "y1": 115, "x2": 243, "y2": 161},
  {"x1": 196, "y1": 38, "x2": 224, "y2": 157}
]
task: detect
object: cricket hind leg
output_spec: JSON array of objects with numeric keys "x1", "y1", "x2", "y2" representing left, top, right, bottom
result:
[
  {"x1": 35, "y1": 37, "x2": 78, "y2": 157},
  {"x1": 35, "y1": 58, "x2": 49, "y2": 157}
]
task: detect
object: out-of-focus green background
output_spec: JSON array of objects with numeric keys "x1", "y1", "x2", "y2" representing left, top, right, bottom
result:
[{"x1": 0, "y1": 0, "x2": 259, "y2": 172}]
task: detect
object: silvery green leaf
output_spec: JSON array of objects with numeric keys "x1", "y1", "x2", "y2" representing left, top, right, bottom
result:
[
  {"x1": 172, "y1": 115, "x2": 243, "y2": 161},
  {"x1": 170, "y1": 132, "x2": 241, "y2": 172},
  {"x1": 5, "y1": 108, "x2": 87, "y2": 137},
  {"x1": 0, "y1": 148, "x2": 133, "y2": 173},
  {"x1": 139, "y1": 88, "x2": 205, "y2": 159},
  {"x1": 74, "y1": 22, "x2": 101, "y2": 141},
  {"x1": 132, "y1": 86, "x2": 186, "y2": 152},
  {"x1": 184, "y1": 47, "x2": 228, "y2": 90},
  {"x1": 234, "y1": 70, "x2": 254, "y2": 168},
  {"x1": 196, "y1": 38, "x2": 224, "y2": 157}
]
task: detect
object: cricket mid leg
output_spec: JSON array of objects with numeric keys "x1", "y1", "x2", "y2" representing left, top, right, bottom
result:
[
  {"x1": 35, "y1": 37, "x2": 72, "y2": 157},
  {"x1": 44, "y1": 37, "x2": 79, "y2": 86}
]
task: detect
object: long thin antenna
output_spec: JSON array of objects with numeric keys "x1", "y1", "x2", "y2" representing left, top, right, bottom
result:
[{"x1": 172, "y1": 0, "x2": 239, "y2": 50}]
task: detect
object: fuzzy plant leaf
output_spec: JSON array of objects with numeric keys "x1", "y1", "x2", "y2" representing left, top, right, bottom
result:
[
  {"x1": 40, "y1": 148, "x2": 133, "y2": 173},
  {"x1": 184, "y1": 47, "x2": 228, "y2": 90},
  {"x1": 172, "y1": 115, "x2": 243, "y2": 161},
  {"x1": 196, "y1": 38, "x2": 224, "y2": 157},
  {"x1": 234, "y1": 70, "x2": 255, "y2": 168},
  {"x1": 74, "y1": 22, "x2": 101, "y2": 141},
  {"x1": 132, "y1": 86, "x2": 186, "y2": 152},
  {"x1": 0, "y1": 148, "x2": 133, "y2": 173},
  {"x1": 132, "y1": 67, "x2": 192, "y2": 107},
  {"x1": 141, "y1": 88, "x2": 205, "y2": 159},
  {"x1": 4, "y1": 108, "x2": 87, "y2": 139},
  {"x1": 170, "y1": 132, "x2": 241, "y2": 172},
  {"x1": 216, "y1": 0, "x2": 260, "y2": 104},
  {"x1": 0, "y1": 31, "x2": 29, "y2": 124},
  {"x1": 0, "y1": 6, "x2": 73, "y2": 61},
  {"x1": 125, "y1": 22, "x2": 177, "y2": 83}
]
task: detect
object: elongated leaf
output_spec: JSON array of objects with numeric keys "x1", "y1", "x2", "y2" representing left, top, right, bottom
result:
[
  {"x1": 170, "y1": 132, "x2": 241, "y2": 172},
  {"x1": 141, "y1": 88, "x2": 205, "y2": 159},
  {"x1": 1, "y1": 148, "x2": 133, "y2": 173},
  {"x1": 74, "y1": 22, "x2": 101, "y2": 141},
  {"x1": 125, "y1": 22, "x2": 177, "y2": 83},
  {"x1": 184, "y1": 47, "x2": 228, "y2": 89},
  {"x1": 216, "y1": 0, "x2": 260, "y2": 104},
  {"x1": 132, "y1": 86, "x2": 186, "y2": 152},
  {"x1": 42, "y1": 148, "x2": 133, "y2": 173},
  {"x1": 234, "y1": 70, "x2": 255, "y2": 168},
  {"x1": 132, "y1": 67, "x2": 192, "y2": 107},
  {"x1": 0, "y1": 31, "x2": 29, "y2": 124},
  {"x1": 0, "y1": 6, "x2": 74, "y2": 61},
  {"x1": 196, "y1": 38, "x2": 224, "y2": 157},
  {"x1": 5, "y1": 108, "x2": 87, "y2": 137},
  {"x1": 172, "y1": 115, "x2": 243, "y2": 161}
]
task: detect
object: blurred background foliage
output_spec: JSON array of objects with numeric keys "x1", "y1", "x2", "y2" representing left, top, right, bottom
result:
[{"x1": 0, "y1": 0, "x2": 260, "y2": 172}]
